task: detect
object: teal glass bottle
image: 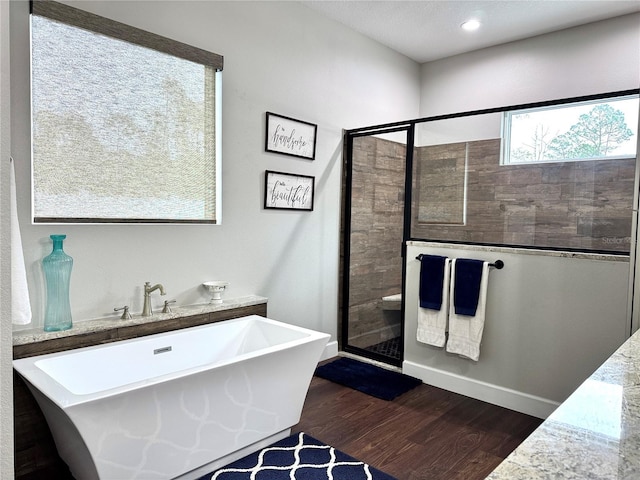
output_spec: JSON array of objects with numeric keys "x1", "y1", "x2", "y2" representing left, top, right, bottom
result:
[{"x1": 43, "y1": 234, "x2": 73, "y2": 332}]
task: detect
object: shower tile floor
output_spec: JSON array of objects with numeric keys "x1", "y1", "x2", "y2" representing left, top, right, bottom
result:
[{"x1": 363, "y1": 336, "x2": 401, "y2": 360}]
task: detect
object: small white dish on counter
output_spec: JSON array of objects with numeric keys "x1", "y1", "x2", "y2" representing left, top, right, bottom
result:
[{"x1": 203, "y1": 281, "x2": 229, "y2": 304}]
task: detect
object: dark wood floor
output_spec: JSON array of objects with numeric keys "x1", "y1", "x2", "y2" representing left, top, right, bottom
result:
[{"x1": 292, "y1": 370, "x2": 543, "y2": 480}]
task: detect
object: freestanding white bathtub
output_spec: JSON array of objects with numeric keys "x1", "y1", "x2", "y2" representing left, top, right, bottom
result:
[{"x1": 13, "y1": 315, "x2": 330, "y2": 480}]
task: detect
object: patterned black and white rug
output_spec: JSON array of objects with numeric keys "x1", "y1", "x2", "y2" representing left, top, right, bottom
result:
[{"x1": 198, "y1": 432, "x2": 397, "y2": 480}]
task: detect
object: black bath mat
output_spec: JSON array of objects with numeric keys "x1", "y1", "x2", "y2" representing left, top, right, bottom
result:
[
  {"x1": 314, "y1": 357, "x2": 422, "y2": 401},
  {"x1": 198, "y1": 432, "x2": 397, "y2": 480}
]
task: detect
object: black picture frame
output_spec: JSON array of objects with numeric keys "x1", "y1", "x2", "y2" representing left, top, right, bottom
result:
[
  {"x1": 264, "y1": 170, "x2": 315, "y2": 211},
  {"x1": 265, "y1": 112, "x2": 317, "y2": 160}
]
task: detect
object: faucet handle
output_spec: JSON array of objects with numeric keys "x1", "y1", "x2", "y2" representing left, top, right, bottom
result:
[
  {"x1": 114, "y1": 306, "x2": 132, "y2": 320},
  {"x1": 162, "y1": 300, "x2": 176, "y2": 314}
]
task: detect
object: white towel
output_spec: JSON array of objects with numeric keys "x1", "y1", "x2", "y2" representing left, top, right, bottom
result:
[
  {"x1": 446, "y1": 259, "x2": 489, "y2": 361},
  {"x1": 417, "y1": 258, "x2": 450, "y2": 347},
  {"x1": 10, "y1": 158, "x2": 32, "y2": 325}
]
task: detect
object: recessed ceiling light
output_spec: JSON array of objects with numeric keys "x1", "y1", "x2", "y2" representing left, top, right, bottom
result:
[{"x1": 461, "y1": 19, "x2": 481, "y2": 32}]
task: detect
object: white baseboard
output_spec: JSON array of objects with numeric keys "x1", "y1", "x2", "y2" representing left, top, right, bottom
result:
[
  {"x1": 402, "y1": 360, "x2": 559, "y2": 419},
  {"x1": 320, "y1": 341, "x2": 339, "y2": 361}
]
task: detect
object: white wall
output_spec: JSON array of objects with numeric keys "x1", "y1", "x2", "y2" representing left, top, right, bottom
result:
[
  {"x1": 415, "y1": 112, "x2": 502, "y2": 146},
  {"x1": 420, "y1": 13, "x2": 640, "y2": 116},
  {"x1": 0, "y1": 1, "x2": 13, "y2": 476},
  {"x1": 404, "y1": 243, "x2": 629, "y2": 418},
  {"x1": 9, "y1": 0, "x2": 420, "y2": 338},
  {"x1": 408, "y1": 14, "x2": 640, "y2": 418}
]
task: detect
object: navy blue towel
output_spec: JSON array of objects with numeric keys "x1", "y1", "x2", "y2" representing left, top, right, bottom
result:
[
  {"x1": 453, "y1": 259, "x2": 485, "y2": 316},
  {"x1": 419, "y1": 255, "x2": 448, "y2": 310}
]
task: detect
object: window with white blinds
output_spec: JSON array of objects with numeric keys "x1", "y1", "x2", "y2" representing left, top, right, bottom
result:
[{"x1": 31, "y1": 1, "x2": 223, "y2": 223}]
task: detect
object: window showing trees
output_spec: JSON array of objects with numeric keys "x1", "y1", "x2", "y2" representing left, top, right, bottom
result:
[{"x1": 502, "y1": 95, "x2": 638, "y2": 165}]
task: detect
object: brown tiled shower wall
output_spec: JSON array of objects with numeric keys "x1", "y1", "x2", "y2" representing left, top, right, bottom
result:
[
  {"x1": 413, "y1": 138, "x2": 635, "y2": 253},
  {"x1": 347, "y1": 136, "x2": 635, "y2": 348},
  {"x1": 348, "y1": 136, "x2": 405, "y2": 348}
]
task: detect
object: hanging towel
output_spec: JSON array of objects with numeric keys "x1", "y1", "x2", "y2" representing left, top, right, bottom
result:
[
  {"x1": 10, "y1": 158, "x2": 32, "y2": 325},
  {"x1": 446, "y1": 259, "x2": 489, "y2": 361},
  {"x1": 419, "y1": 254, "x2": 448, "y2": 310},
  {"x1": 417, "y1": 256, "x2": 450, "y2": 347},
  {"x1": 453, "y1": 258, "x2": 485, "y2": 316}
]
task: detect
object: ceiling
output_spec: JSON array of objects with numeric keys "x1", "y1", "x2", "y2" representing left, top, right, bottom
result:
[{"x1": 301, "y1": 1, "x2": 640, "y2": 63}]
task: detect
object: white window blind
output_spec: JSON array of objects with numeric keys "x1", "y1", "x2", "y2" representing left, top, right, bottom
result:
[{"x1": 31, "y1": 1, "x2": 223, "y2": 223}]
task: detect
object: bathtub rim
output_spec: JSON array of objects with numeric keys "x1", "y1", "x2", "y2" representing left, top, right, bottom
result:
[{"x1": 13, "y1": 314, "x2": 330, "y2": 408}]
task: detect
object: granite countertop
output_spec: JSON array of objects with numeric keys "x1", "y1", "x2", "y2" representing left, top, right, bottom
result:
[
  {"x1": 486, "y1": 327, "x2": 640, "y2": 479},
  {"x1": 407, "y1": 240, "x2": 629, "y2": 263},
  {"x1": 13, "y1": 295, "x2": 267, "y2": 346}
]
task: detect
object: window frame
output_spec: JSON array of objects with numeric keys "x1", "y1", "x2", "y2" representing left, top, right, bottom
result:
[{"x1": 501, "y1": 93, "x2": 639, "y2": 166}]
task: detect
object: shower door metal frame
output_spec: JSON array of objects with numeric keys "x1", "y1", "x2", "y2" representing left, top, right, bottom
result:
[
  {"x1": 341, "y1": 124, "x2": 414, "y2": 367},
  {"x1": 627, "y1": 97, "x2": 640, "y2": 336}
]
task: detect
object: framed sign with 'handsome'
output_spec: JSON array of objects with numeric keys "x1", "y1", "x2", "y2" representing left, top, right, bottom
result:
[{"x1": 265, "y1": 112, "x2": 317, "y2": 160}]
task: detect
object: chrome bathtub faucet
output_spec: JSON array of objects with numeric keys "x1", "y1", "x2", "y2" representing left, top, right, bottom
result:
[{"x1": 142, "y1": 282, "x2": 166, "y2": 317}]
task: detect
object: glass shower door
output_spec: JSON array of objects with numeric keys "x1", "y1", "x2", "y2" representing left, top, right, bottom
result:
[{"x1": 341, "y1": 127, "x2": 411, "y2": 366}]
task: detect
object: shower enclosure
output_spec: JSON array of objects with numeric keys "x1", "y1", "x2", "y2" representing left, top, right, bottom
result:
[{"x1": 341, "y1": 90, "x2": 640, "y2": 367}]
